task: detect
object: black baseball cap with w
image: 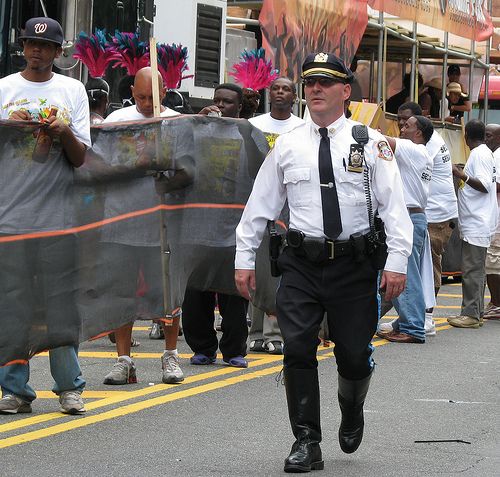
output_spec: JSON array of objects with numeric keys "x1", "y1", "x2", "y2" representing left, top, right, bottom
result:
[{"x1": 19, "y1": 17, "x2": 63, "y2": 46}]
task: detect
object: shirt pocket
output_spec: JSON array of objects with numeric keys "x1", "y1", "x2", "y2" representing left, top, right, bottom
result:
[
  {"x1": 336, "y1": 169, "x2": 366, "y2": 206},
  {"x1": 283, "y1": 167, "x2": 313, "y2": 207}
]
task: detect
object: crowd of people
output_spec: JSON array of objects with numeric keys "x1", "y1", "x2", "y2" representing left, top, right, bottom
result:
[{"x1": 1, "y1": 15, "x2": 499, "y2": 475}]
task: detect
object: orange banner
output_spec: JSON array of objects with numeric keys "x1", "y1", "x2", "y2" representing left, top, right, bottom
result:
[
  {"x1": 259, "y1": 0, "x2": 369, "y2": 82},
  {"x1": 369, "y1": 0, "x2": 493, "y2": 42}
]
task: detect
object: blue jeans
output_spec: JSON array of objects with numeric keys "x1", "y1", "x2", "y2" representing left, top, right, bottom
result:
[
  {"x1": 392, "y1": 212, "x2": 427, "y2": 340},
  {"x1": 0, "y1": 346, "x2": 85, "y2": 402}
]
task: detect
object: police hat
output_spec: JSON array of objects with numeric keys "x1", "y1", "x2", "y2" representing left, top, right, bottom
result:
[
  {"x1": 19, "y1": 17, "x2": 63, "y2": 46},
  {"x1": 301, "y1": 52, "x2": 354, "y2": 84}
]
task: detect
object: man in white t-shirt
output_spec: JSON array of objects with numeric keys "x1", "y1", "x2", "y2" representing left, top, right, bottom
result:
[
  {"x1": 0, "y1": 17, "x2": 90, "y2": 415},
  {"x1": 247, "y1": 77, "x2": 304, "y2": 354},
  {"x1": 423, "y1": 130, "x2": 458, "y2": 333},
  {"x1": 377, "y1": 106, "x2": 433, "y2": 343},
  {"x1": 484, "y1": 124, "x2": 500, "y2": 320},
  {"x1": 99, "y1": 67, "x2": 184, "y2": 385},
  {"x1": 449, "y1": 120, "x2": 497, "y2": 328}
]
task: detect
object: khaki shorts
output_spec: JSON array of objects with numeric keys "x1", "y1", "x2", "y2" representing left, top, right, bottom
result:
[
  {"x1": 428, "y1": 220, "x2": 454, "y2": 289},
  {"x1": 485, "y1": 233, "x2": 500, "y2": 275}
]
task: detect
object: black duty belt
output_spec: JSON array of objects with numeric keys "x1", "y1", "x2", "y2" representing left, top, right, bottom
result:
[
  {"x1": 286, "y1": 229, "x2": 358, "y2": 262},
  {"x1": 407, "y1": 207, "x2": 424, "y2": 214}
]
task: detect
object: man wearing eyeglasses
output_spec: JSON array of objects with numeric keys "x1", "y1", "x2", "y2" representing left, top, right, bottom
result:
[{"x1": 235, "y1": 53, "x2": 412, "y2": 472}]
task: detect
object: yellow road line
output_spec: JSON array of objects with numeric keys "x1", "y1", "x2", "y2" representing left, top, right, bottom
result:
[
  {"x1": 0, "y1": 355, "x2": 283, "y2": 434},
  {"x1": 0, "y1": 355, "x2": 329, "y2": 449},
  {"x1": 36, "y1": 352, "x2": 268, "y2": 360},
  {"x1": 0, "y1": 329, "x2": 454, "y2": 448},
  {"x1": 35, "y1": 391, "x2": 130, "y2": 399}
]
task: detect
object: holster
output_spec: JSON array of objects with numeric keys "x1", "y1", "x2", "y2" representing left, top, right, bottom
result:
[
  {"x1": 269, "y1": 221, "x2": 283, "y2": 277},
  {"x1": 367, "y1": 217, "x2": 388, "y2": 270}
]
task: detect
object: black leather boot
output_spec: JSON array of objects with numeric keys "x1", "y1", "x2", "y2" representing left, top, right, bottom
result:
[
  {"x1": 338, "y1": 372, "x2": 372, "y2": 454},
  {"x1": 283, "y1": 368, "x2": 324, "y2": 473}
]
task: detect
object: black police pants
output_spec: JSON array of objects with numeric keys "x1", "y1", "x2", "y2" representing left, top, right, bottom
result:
[
  {"x1": 276, "y1": 248, "x2": 378, "y2": 380},
  {"x1": 182, "y1": 288, "x2": 248, "y2": 359}
]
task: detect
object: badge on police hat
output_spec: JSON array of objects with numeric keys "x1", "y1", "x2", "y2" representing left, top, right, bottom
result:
[
  {"x1": 314, "y1": 53, "x2": 329, "y2": 63},
  {"x1": 377, "y1": 141, "x2": 393, "y2": 161},
  {"x1": 347, "y1": 144, "x2": 364, "y2": 173}
]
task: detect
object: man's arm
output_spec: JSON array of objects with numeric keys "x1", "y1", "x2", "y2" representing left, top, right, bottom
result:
[
  {"x1": 452, "y1": 164, "x2": 487, "y2": 193},
  {"x1": 46, "y1": 117, "x2": 86, "y2": 167},
  {"x1": 370, "y1": 133, "x2": 413, "y2": 295},
  {"x1": 234, "y1": 144, "x2": 286, "y2": 296},
  {"x1": 383, "y1": 135, "x2": 397, "y2": 152}
]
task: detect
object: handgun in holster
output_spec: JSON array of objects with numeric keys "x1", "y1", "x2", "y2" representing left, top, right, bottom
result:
[
  {"x1": 368, "y1": 216, "x2": 388, "y2": 270},
  {"x1": 268, "y1": 221, "x2": 283, "y2": 277}
]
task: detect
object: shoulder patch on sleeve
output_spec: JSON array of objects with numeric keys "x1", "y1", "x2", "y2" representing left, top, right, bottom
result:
[{"x1": 377, "y1": 141, "x2": 393, "y2": 161}]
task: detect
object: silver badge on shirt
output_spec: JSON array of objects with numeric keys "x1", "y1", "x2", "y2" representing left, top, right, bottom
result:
[{"x1": 347, "y1": 144, "x2": 364, "y2": 173}]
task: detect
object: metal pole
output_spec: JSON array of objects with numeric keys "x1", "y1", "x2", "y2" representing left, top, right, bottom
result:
[
  {"x1": 369, "y1": 50, "x2": 375, "y2": 102},
  {"x1": 467, "y1": 39, "x2": 475, "y2": 123},
  {"x1": 410, "y1": 21, "x2": 417, "y2": 101},
  {"x1": 441, "y1": 32, "x2": 449, "y2": 122},
  {"x1": 483, "y1": 0, "x2": 493, "y2": 124},
  {"x1": 376, "y1": 11, "x2": 384, "y2": 105}
]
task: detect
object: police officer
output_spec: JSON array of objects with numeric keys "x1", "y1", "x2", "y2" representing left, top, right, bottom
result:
[{"x1": 235, "y1": 53, "x2": 413, "y2": 473}]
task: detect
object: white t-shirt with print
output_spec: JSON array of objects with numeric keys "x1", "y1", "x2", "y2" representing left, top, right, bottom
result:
[
  {"x1": 491, "y1": 147, "x2": 500, "y2": 234},
  {"x1": 458, "y1": 143, "x2": 497, "y2": 246},
  {"x1": 0, "y1": 72, "x2": 91, "y2": 233},
  {"x1": 425, "y1": 130, "x2": 458, "y2": 223},
  {"x1": 249, "y1": 113, "x2": 304, "y2": 148},
  {"x1": 394, "y1": 138, "x2": 433, "y2": 209}
]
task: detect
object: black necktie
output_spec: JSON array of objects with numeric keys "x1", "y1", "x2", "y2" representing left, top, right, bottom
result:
[{"x1": 318, "y1": 127, "x2": 342, "y2": 239}]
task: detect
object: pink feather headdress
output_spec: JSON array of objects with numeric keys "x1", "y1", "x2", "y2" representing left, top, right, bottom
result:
[
  {"x1": 73, "y1": 29, "x2": 114, "y2": 78},
  {"x1": 154, "y1": 43, "x2": 194, "y2": 89},
  {"x1": 108, "y1": 31, "x2": 149, "y2": 76},
  {"x1": 229, "y1": 48, "x2": 279, "y2": 90}
]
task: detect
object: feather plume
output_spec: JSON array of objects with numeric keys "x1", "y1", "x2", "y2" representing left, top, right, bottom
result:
[
  {"x1": 154, "y1": 43, "x2": 194, "y2": 89},
  {"x1": 108, "y1": 30, "x2": 149, "y2": 76},
  {"x1": 73, "y1": 29, "x2": 114, "y2": 78},
  {"x1": 229, "y1": 48, "x2": 279, "y2": 90}
]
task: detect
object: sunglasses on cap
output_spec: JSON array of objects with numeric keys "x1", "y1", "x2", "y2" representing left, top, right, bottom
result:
[{"x1": 302, "y1": 77, "x2": 342, "y2": 88}]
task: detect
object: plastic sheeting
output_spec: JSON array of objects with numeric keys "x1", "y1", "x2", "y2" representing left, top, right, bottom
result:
[{"x1": 0, "y1": 115, "x2": 277, "y2": 366}]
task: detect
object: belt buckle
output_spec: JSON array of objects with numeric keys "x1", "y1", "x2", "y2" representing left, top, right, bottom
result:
[{"x1": 327, "y1": 240, "x2": 335, "y2": 259}]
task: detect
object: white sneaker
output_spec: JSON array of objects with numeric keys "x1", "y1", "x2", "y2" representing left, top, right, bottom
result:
[
  {"x1": 162, "y1": 353, "x2": 184, "y2": 384},
  {"x1": 0, "y1": 394, "x2": 32, "y2": 414},
  {"x1": 378, "y1": 318, "x2": 397, "y2": 333},
  {"x1": 103, "y1": 357, "x2": 137, "y2": 385},
  {"x1": 59, "y1": 390, "x2": 85, "y2": 415},
  {"x1": 425, "y1": 313, "x2": 436, "y2": 336}
]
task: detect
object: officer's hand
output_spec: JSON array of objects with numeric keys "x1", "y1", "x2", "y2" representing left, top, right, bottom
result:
[
  {"x1": 380, "y1": 270, "x2": 406, "y2": 301},
  {"x1": 235, "y1": 269, "x2": 256, "y2": 301},
  {"x1": 9, "y1": 110, "x2": 32, "y2": 121}
]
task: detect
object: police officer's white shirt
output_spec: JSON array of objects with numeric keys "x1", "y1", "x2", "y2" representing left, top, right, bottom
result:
[
  {"x1": 235, "y1": 115, "x2": 413, "y2": 274},
  {"x1": 394, "y1": 138, "x2": 433, "y2": 209},
  {"x1": 458, "y1": 143, "x2": 497, "y2": 247},
  {"x1": 425, "y1": 131, "x2": 458, "y2": 223}
]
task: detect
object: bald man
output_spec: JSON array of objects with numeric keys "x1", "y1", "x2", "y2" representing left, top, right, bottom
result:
[
  {"x1": 100, "y1": 67, "x2": 185, "y2": 385},
  {"x1": 484, "y1": 124, "x2": 500, "y2": 320}
]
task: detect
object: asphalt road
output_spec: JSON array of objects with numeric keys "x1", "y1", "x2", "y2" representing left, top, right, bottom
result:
[{"x1": 1, "y1": 280, "x2": 499, "y2": 477}]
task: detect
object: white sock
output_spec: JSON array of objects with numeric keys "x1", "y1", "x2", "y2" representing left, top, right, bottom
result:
[
  {"x1": 164, "y1": 349, "x2": 178, "y2": 356},
  {"x1": 118, "y1": 355, "x2": 133, "y2": 364},
  {"x1": 425, "y1": 312, "x2": 434, "y2": 326}
]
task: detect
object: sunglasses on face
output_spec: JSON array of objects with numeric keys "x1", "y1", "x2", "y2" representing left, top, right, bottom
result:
[{"x1": 302, "y1": 77, "x2": 341, "y2": 88}]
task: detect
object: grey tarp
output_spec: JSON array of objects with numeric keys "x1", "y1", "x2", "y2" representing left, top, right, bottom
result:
[{"x1": 0, "y1": 115, "x2": 282, "y2": 366}]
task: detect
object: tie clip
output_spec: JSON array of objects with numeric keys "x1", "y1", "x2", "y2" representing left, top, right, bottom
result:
[{"x1": 320, "y1": 182, "x2": 334, "y2": 188}]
